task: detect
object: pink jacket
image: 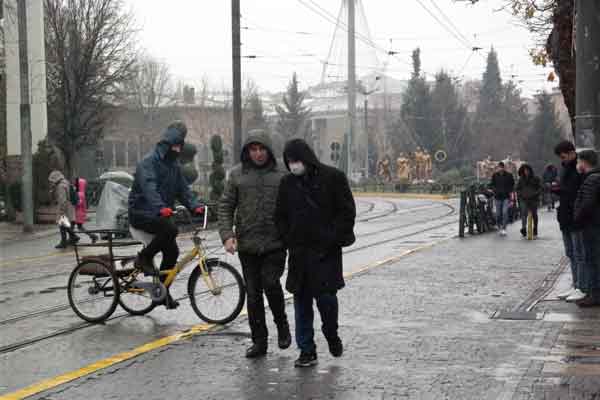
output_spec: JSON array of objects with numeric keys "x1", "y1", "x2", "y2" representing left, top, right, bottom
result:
[{"x1": 75, "y1": 178, "x2": 88, "y2": 224}]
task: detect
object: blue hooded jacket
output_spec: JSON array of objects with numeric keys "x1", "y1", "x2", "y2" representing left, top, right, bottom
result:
[{"x1": 128, "y1": 126, "x2": 199, "y2": 226}]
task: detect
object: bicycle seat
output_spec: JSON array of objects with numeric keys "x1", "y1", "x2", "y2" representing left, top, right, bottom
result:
[{"x1": 129, "y1": 226, "x2": 155, "y2": 246}]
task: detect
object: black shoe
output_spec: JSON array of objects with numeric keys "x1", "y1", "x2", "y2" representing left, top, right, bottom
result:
[
  {"x1": 277, "y1": 321, "x2": 291, "y2": 349},
  {"x1": 164, "y1": 293, "x2": 180, "y2": 310},
  {"x1": 55, "y1": 242, "x2": 67, "y2": 249},
  {"x1": 327, "y1": 336, "x2": 343, "y2": 358},
  {"x1": 533, "y1": 229, "x2": 538, "y2": 237},
  {"x1": 134, "y1": 253, "x2": 157, "y2": 276},
  {"x1": 90, "y1": 234, "x2": 99, "y2": 244},
  {"x1": 294, "y1": 351, "x2": 318, "y2": 367},
  {"x1": 245, "y1": 343, "x2": 267, "y2": 359},
  {"x1": 69, "y1": 236, "x2": 80, "y2": 245},
  {"x1": 520, "y1": 228, "x2": 526, "y2": 237}
]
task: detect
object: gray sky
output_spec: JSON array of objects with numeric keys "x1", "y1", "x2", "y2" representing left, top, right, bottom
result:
[{"x1": 125, "y1": 0, "x2": 556, "y2": 97}]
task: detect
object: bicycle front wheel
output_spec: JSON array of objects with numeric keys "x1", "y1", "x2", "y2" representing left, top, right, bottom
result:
[
  {"x1": 68, "y1": 260, "x2": 119, "y2": 323},
  {"x1": 188, "y1": 259, "x2": 245, "y2": 324}
]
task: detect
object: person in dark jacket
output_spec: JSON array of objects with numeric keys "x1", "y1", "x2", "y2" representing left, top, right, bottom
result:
[
  {"x1": 573, "y1": 150, "x2": 600, "y2": 306},
  {"x1": 553, "y1": 141, "x2": 585, "y2": 302},
  {"x1": 516, "y1": 164, "x2": 543, "y2": 237},
  {"x1": 275, "y1": 139, "x2": 356, "y2": 368},
  {"x1": 128, "y1": 121, "x2": 203, "y2": 309},
  {"x1": 490, "y1": 161, "x2": 515, "y2": 235},
  {"x1": 48, "y1": 170, "x2": 80, "y2": 248},
  {"x1": 542, "y1": 164, "x2": 558, "y2": 210},
  {"x1": 218, "y1": 130, "x2": 291, "y2": 358}
]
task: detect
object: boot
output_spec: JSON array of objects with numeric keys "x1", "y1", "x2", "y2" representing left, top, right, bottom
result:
[
  {"x1": 164, "y1": 293, "x2": 180, "y2": 310},
  {"x1": 245, "y1": 342, "x2": 267, "y2": 358},
  {"x1": 277, "y1": 320, "x2": 292, "y2": 349}
]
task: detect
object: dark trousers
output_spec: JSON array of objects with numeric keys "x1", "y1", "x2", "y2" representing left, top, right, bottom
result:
[
  {"x1": 239, "y1": 250, "x2": 288, "y2": 345},
  {"x1": 520, "y1": 202, "x2": 539, "y2": 233},
  {"x1": 132, "y1": 218, "x2": 179, "y2": 271},
  {"x1": 58, "y1": 225, "x2": 79, "y2": 243},
  {"x1": 293, "y1": 290, "x2": 339, "y2": 354}
]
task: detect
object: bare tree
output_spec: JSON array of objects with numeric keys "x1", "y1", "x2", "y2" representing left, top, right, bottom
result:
[{"x1": 45, "y1": 0, "x2": 137, "y2": 177}]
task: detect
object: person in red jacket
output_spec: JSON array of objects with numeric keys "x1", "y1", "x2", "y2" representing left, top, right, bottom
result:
[{"x1": 73, "y1": 177, "x2": 98, "y2": 243}]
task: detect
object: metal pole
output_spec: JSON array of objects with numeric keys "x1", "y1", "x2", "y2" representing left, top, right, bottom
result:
[
  {"x1": 364, "y1": 97, "x2": 368, "y2": 177},
  {"x1": 17, "y1": 0, "x2": 33, "y2": 232},
  {"x1": 231, "y1": 0, "x2": 242, "y2": 163},
  {"x1": 575, "y1": 0, "x2": 600, "y2": 149},
  {"x1": 347, "y1": 0, "x2": 356, "y2": 177}
]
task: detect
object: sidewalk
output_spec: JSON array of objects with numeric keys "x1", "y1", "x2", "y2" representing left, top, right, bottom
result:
[
  {"x1": 0, "y1": 221, "x2": 58, "y2": 244},
  {"x1": 23, "y1": 210, "x2": 595, "y2": 400}
]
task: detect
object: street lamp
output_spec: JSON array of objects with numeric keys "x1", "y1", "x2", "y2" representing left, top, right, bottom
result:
[{"x1": 357, "y1": 78, "x2": 380, "y2": 178}]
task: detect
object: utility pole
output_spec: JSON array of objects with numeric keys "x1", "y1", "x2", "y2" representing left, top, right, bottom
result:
[
  {"x1": 17, "y1": 0, "x2": 33, "y2": 232},
  {"x1": 231, "y1": 0, "x2": 242, "y2": 163},
  {"x1": 346, "y1": 0, "x2": 356, "y2": 178},
  {"x1": 575, "y1": 0, "x2": 600, "y2": 149},
  {"x1": 364, "y1": 97, "x2": 368, "y2": 176}
]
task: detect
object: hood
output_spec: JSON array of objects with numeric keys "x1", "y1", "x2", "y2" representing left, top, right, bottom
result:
[
  {"x1": 76, "y1": 177, "x2": 87, "y2": 194},
  {"x1": 48, "y1": 170, "x2": 66, "y2": 185},
  {"x1": 241, "y1": 130, "x2": 276, "y2": 168},
  {"x1": 518, "y1": 164, "x2": 535, "y2": 178},
  {"x1": 283, "y1": 139, "x2": 320, "y2": 171},
  {"x1": 156, "y1": 126, "x2": 186, "y2": 159}
]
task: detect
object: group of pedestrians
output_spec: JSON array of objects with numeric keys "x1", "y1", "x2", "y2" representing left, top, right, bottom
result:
[
  {"x1": 554, "y1": 141, "x2": 600, "y2": 306},
  {"x1": 218, "y1": 130, "x2": 356, "y2": 367}
]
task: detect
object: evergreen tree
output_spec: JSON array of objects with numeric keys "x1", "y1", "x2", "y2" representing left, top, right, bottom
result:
[
  {"x1": 276, "y1": 73, "x2": 311, "y2": 139},
  {"x1": 400, "y1": 48, "x2": 434, "y2": 153},
  {"x1": 430, "y1": 71, "x2": 470, "y2": 170},
  {"x1": 209, "y1": 135, "x2": 225, "y2": 201},
  {"x1": 246, "y1": 92, "x2": 268, "y2": 132},
  {"x1": 524, "y1": 92, "x2": 563, "y2": 173}
]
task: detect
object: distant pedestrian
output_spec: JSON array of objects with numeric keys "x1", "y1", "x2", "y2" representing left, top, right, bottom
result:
[
  {"x1": 218, "y1": 130, "x2": 291, "y2": 358},
  {"x1": 553, "y1": 141, "x2": 585, "y2": 302},
  {"x1": 48, "y1": 170, "x2": 80, "y2": 249},
  {"x1": 275, "y1": 139, "x2": 356, "y2": 368},
  {"x1": 490, "y1": 161, "x2": 515, "y2": 236},
  {"x1": 573, "y1": 150, "x2": 600, "y2": 306},
  {"x1": 73, "y1": 177, "x2": 98, "y2": 243},
  {"x1": 516, "y1": 164, "x2": 542, "y2": 238},
  {"x1": 542, "y1": 164, "x2": 558, "y2": 210}
]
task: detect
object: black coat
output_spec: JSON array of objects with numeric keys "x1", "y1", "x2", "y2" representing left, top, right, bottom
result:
[
  {"x1": 490, "y1": 171, "x2": 515, "y2": 200},
  {"x1": 555, "y1": 158, "x2": 583, "y2": 231},
  {"x1": 574, "y1": 168, "x2": 600, "y2": 229},
  {"x1": 516, "y1": 175, "x2": 542, "y2": 207},
  {"x1": 275, "y1": 140, "x2": 356, "y2": 296}
]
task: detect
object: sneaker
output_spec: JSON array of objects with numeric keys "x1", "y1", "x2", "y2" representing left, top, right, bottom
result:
[
  {"x1": 276, "y1": 321, "x2": 291, "y2": 350},
  {"x1": 520, "y1": 228, "x2": 526, "y2": 237},
  {"x1": 557, "y1": 288, "x2": 575, "y2": 300},
  {"x1": 500, "y1": 229, "x2": 507, "y2": 236},
  {"x1": 566, "y1": 289, "x2": 587, "y2": 302},
  {"x1": 327, "y1": 337, "x2": 343, "y2": 358},
  {"x1": 294, "y1": 351, "x2": 318, "y2": 367},
  {"x1": 575, "y1": 296, "x2": 600, "y2": 308},
  {"x1": 245, "y1": 343, "x2": 267, "y2": 359}
]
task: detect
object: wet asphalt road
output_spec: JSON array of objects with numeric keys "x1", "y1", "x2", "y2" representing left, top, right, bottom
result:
[{"x1": 2, "y1": 198, "x2": 595, "y2": 399}]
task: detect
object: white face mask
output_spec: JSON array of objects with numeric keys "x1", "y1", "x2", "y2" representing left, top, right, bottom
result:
[{"x1": 289, "y1": 161, "x2": 306, "y2": 176}]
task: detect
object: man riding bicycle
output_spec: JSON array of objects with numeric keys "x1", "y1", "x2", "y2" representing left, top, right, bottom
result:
[{"x1": 129, "y1": 121, "x2": 204, "y2": 309}]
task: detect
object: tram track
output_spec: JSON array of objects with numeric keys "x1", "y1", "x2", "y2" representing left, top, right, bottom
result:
[{"x1": 0, "y1": 200, "x2": 457, "y2": 354}]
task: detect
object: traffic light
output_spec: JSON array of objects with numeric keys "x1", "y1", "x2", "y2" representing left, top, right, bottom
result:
[{"x1": 330, "y1": 141, "x2": 341, "y2": 162}]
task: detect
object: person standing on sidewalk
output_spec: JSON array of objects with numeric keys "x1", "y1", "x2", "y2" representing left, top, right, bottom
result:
[
  {"x1": 48, "y1": 170, "x2": 80, "y2": 249},
  {"x1": 73, "y1": 177, "x2": 98, "y2": 243},
  {"x1": 516, "y1": 164, "x2": 543, "y2": 238},
  {"x1": 553, "y1": 141, "x2": 585, "y2": 302},
  {"x1": 218, "y1": 130, "x2": 291, "y2": 359},
  {"x1": 275, "y1": 139, "x2": 356, "y2": 368},
  {"x1": 490, "y1": 161, "x2": 515, "y2": 236},
  {"x1": 543, "y1": 164, "x2": 558, "y2": 210},
  {"x1": 573, "y1": 150, "x2": 600, "y2": 306}
]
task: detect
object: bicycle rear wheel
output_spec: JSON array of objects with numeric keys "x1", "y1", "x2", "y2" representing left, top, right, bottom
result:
[
  {"x1": 188, "y1": 259, "x2": 245, "y2": 324},
  {"x1": 68, "y1": 260, "x2": 119, "y2": 323}
]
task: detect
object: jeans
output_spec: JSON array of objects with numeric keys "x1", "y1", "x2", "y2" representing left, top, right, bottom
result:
[
  {"x1": 562, "y1": 230, "x2": 586, "y2": 289},
  {"x1": 581, "y1": 227, "x2": 600, "y2": 295},
  {"x1": 495, "y1": 198, "x2": 510, "y2": 229},
  {"x1": 239, "y1": 250, "x2": 287, "y2": 345},
  {"x1": 294, "y1": 290, "x2": 339, "y2": 354},
  {"x1": 132, "y1": 218, "x2": 179, "y2": 271},
  {"x1": 520, "y1": 202, "x2": 538, "y2": 233}
]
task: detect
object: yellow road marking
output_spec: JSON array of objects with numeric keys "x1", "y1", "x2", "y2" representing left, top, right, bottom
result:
[{"x1": 0, "y1": 237, "x2": 450, "y2": 400}]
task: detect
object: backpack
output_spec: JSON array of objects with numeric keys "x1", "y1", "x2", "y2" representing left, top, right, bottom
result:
[{"x1": 69, "y1": 184, "x2": 80, "y2": 206}]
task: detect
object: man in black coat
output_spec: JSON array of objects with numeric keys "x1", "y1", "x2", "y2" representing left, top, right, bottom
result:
[
  {"x1": 573, "y1": 150, "x2": 600, "y2": 306},
  {"x1": 490, "y1": 161, "x2": 515, "y2": 236},
  {"x1": 275, "y1": 139, "x2": 356, "y2": 367},
  {"x1": 553, "y1": 141, "x2": 585, "y2": 302}
]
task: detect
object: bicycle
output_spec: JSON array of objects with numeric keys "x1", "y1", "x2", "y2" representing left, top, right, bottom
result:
[{"x1": 67, "y1": 206, "x2": 246, "y2": 324}]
